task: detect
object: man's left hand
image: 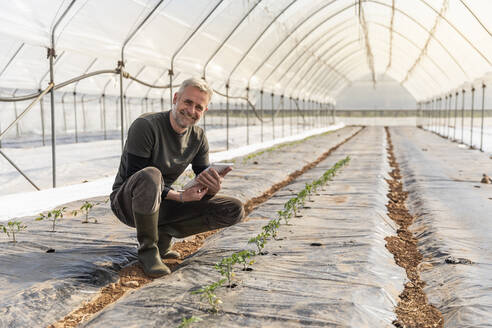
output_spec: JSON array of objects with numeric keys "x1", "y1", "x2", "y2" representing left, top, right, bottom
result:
[{"x1": 196, "y1": 166, "x2": 231, "y2": 195}]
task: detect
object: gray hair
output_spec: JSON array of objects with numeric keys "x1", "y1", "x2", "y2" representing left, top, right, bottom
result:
[{"x1": 178, "y1": 77, "x2": 213, "y2": 101}]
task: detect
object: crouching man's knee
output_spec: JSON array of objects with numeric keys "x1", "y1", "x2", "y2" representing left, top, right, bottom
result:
[{"x1": 210, "y1": 196, "x2": 245, "y2": 229}]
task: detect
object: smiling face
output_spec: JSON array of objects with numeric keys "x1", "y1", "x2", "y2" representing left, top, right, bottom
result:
[{"x1": 170, "y1": 85, "x2": 210, "y2": 133}]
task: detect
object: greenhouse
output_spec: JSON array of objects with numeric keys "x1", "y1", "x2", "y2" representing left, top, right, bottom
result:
[{"x1": 0, "y1": 0, "x2": 491, "y2": 327}]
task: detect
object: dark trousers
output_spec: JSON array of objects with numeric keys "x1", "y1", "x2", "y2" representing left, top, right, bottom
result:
[{"x1": 110, "y1": 167, "x2": 245, "y2": 238}]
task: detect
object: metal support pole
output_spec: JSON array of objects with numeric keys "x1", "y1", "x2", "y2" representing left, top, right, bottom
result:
[
  {"x1": 332, "y1": 103, "x2": 335, "y2": 124},
  {"x1": 226, "y1": 84, "x2": 230, "y2": 150},
  {"x1": 48, "y1": 49, "x2": 56, "y2": 187},
  {"x1": 73, "y1": 92, "x2": 79, "y2": 143},
  {"x1": 102, "y1": 94, "x2": 107, "y2": 140},
  {"x1": 47, "y1": 0, "x2": 76, "y2": 188},
  {"x1": 119, "y1": 61, "x2": 125, "y2": 151},
  {"x1": 169, "y1": 69, "x2": 173, "y2": 106},
  {"x1": 461, "y1": 90, "x2": 465, "y2": 143},
  {"x1": 81, "y1": 95, "x2": 87, "y2": 132},
  {"x1": 289, "y1": 97, "x2": 293, "y2": 136},
  {"x1": 302, "y1": 99, "x2": 306, "y2": 131},
  {"x1": 203, "y1": 102, "x2": 207, "y2": 133},
  {"x1": 246, "y1": 87, "x2": 249, "y2": 145},
  {"x1": 40, "y1": 94, "x2": 46, "y2": 146},
  {"x1": 480, "y1": 83, "x2": 486, "y2": 151},
  {"x1": 470, "y1": 87, "x2": 475, "y2": 148},
  {"x1": 438, "y1": 97, "x2": 442, "y2": 135},
  {"x1": 271, "y1": 93, "x2": 275, "y2": 140},
  {"x1": 446, "y1": 95, "x2": 450, "y2": 138},
  {"x1": 160, "y1": 97, "x2": 164, "y2": 111},
  {"x1": 281, "y1": 95, "x2": 285, "y2": 137},
  {"x1": 13, "y1": 100, "x2": 20, "y2": 137},
  {"x1": 453, "y1": 92, "x2": 458, "y2": 140},
  {"x1": 260, "y1": 90, "x2": 264, "y2": 142},
  {"x1": 61, "y1": 93, "x2": 67, "y2": 133}
]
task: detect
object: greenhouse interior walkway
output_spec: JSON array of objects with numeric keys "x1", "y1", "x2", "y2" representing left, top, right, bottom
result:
[{"x1": 0, "y1": 126, "x2": 490, "y2": 327}]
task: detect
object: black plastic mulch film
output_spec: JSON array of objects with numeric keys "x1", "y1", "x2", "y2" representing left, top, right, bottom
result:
[{"x1": 0, "y1": 127, "x2": 360, "y2": 327}]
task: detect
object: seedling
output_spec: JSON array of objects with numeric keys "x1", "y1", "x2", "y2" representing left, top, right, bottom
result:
[
  {"x1": 72, "y1": 201, "x2": 98, "y2": 223},
  {"x1": 248, "y1": 231, "x2": 269, "y2": 255},
  {"x1": 36, "y1": 207, "x2": 67, "y2": 232},
  {"x1": 177, "y1": 316, "x2": 202, "y2": 328},
  {"x1": 232, "y1": 250, "x2": 255, "y2": 271},
  {"x1": 191, "y1": 279, "x2": 226, "y2": 313},
  {"x1": 263, "y1": 218, "x2": 281, "y2": 239},
  {"x1": 214, "y1": 256, "x2": 237, "y2": 288},
  {"x1": 0, "y1": 220, "x2": 27, "y2": 243},
  {"x1": 277, "y1": 208, "x2": 292, "y2": 224}
]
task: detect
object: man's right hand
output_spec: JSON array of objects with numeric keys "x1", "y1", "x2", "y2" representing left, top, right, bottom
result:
[{"x1": 181, "y1": 185, "x2": 208, "y2": 202}]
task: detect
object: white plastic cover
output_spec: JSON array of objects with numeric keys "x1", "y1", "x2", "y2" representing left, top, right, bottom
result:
[{"x1": 0, "y1": 0, "x2": 491, "y2": 102}]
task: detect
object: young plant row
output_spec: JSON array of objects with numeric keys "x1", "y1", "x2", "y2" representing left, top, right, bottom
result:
[
  {"x1": 0, "y1": 199, "x2": 108, "y2": 243},
  {"x1": 241, "y1": 130, "x2": 335, "y2": 164},
  {"x1": 180, "y1": 156, "x2": 350, "y2": 325}
]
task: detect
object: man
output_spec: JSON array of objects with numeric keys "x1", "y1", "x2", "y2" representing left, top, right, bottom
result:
[{"x1": 110, "y1": 77, "x2": 244, "y2": 277}]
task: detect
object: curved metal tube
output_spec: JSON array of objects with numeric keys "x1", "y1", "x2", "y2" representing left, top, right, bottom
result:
[
  {"x1": 0, "y1": 43, "x2": 24, "y2": 79},
  {"x1": 271, "y1": 19, "x2": 354, "y2": 87},
  {"x1": 226, "y1": 0, "x2": 298, "y2": 83},
  {"x1": 248, "y1": 0, "x2": 340, "y2": 89},
  {"x1": 171, "y1": 0, "x2": 224, "y2": 76},
  {"x1": 120, "y1": 0, "x2": 164, "y2": 64},
  {"x1": 202, "y1": 0, "x2": 263, "y2": 80}
]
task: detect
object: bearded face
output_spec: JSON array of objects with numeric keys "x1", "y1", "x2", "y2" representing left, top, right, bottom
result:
[{"x1": 171, "y1": 86, "x2": 209, "y2": 131}]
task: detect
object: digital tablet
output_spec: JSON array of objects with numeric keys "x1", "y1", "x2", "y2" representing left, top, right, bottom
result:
[{"x1": 182, "y1": 162, "x2": 234, "y2": 190}]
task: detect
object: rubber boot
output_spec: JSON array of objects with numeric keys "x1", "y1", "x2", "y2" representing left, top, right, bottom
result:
[
  {"x1": 157, "y1": 229, "x2": 181, "y2": 259},
  {"x1": 134, "y1": 211, "x2": 171, "y2": 277}
]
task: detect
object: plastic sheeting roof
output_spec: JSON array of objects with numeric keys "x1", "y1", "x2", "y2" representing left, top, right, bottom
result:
[{"x1": 0, "y1": 0, "x2": 491, "y2": 103}]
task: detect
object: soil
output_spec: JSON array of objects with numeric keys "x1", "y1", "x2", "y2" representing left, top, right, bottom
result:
[
  {"x1": 49, "y1": 127, "x2": 363, "y2": 328},
  {"x1": 384, "y1": 127, "x2": 444, "y2": 328}
]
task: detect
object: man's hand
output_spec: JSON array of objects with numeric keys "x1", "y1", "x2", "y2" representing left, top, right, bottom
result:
[
  {"x1": 181, "y1": 185, "x2": 208, "y2": 202},
  {"x1": 196, "y1": 166, "x2": 232, "y2": 195}
]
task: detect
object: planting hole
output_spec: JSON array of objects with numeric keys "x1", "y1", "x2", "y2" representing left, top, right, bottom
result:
[
  {"x1": 242, "y1": 267, "x2": 253, "y2": 272},
  {"x1": 46, "y1": 248, "x2": 55, "y2": 253},
  {"x1": 227, "y1": 283, "x2": 238, "y2": 289},
  {"x1": 310, "y1": 242, "x2": 322, "y2": 247}
]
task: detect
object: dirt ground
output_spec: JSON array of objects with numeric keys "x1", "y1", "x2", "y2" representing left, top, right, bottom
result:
[{"x1": 384, "y1": 127, "x2": 444, "y2": 328}]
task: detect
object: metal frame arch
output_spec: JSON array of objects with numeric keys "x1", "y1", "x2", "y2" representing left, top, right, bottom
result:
[
  {"x1": 267, "y1": 0, "x2": 468, "y2": 91},
  {"x1": 169, "y1": 0, "x2": 224, "y2": 101},
  {"x1": 0, "y1": 43, "x2": 25, "y2": 80},
  {"x1": 226, "y1": 0, "x2": 298, "y2": 85},
  {"x1": 260, "y1": 8, "x2": 356, "y2": 91},
  {"x1": 269, "y1": 17, "x2": 355, "y2": 89},
  {"x1": 246, "y1": 0, "x2": 341, "y2": 89},
  {"x1": 369, "y1": 21, "x2": 450, "y2": 82},
  {"x1": 290, "y1": 0, "x2": 467, "y2": 99},
  {"x1": 202, "y1": 0, "x2": 263, "y2": 82},
  {"x1": 458, "y1": 0, "x2": 491, "y2": 37},
  {"x1": 322, "y1": 48, "x2": 434, "y2": 101},
  {"x1": 284, "y1": 39, "x2": 362, "y2": 97},
  {"x1": 367, "y1": 0, "x2": 469, "y2": 80},
  {"x1": 252, "y1": 0, "x2": 468, "y2": 98},
  {"x1": 418, "y1": 0, "x2": 491, "y2": 65},
  {"x1": 293, "y1": 47, "x2": 362, "y2": 99}
]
